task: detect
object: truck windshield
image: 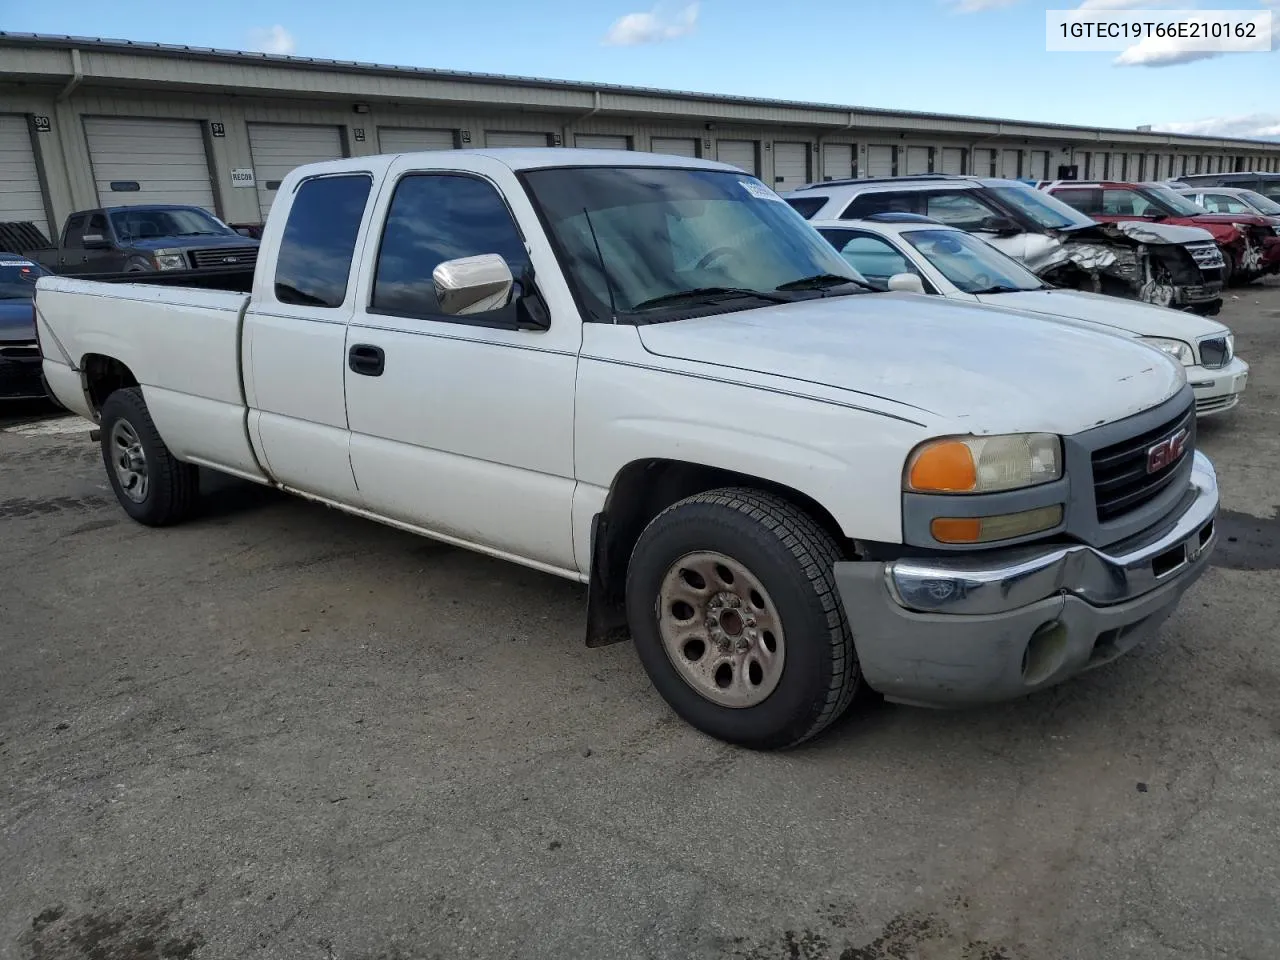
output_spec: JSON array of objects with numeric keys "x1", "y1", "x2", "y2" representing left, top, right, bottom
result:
[
  {"x1": 0, "y1": 259, "x2": 46, "y2": 300},
  {"x1": 109, "y1": 207, "x2": 236, "y2": 241},
  {"x1": 521, "y1": 166, "x2": 867, "y2": 321},
  {"x1": 901, "y1": 229, "x2": 1044, "y2": 294},
  {"x1": 986, "y1": 181, "x2": 1094, "y2": 231}
]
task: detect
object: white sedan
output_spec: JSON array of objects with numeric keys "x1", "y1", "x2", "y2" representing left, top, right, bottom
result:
[{"x1": 813, "y1": 214, "x2": 1249, "y2": 417}]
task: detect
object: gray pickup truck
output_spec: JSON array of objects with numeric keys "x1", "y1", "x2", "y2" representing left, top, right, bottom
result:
[{"x1": 22, "y1": 204, "x2": 259, "y2": 279}]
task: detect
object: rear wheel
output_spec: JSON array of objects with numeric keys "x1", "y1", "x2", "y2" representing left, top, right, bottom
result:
[
  {"x1": 99, "y1": 387, "x2": 199, "y2": 526},
  {"x1": 625, "y1": 488, "x2": 860, "y2": 749}
]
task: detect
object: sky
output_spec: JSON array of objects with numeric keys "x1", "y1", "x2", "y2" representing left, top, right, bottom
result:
[{"x1": 5, "y1": 0, "x2": 1278, "y2": 140}]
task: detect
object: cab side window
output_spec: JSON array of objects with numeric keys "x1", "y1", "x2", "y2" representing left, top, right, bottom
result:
[
  {"x1": 922, "y1": 192, "x2": 1002, "y2": 231},
  {"x1": 830, "y1": 232, "x2": 917, "y2": 291},
  {"x1": 274, "y1": 174, "x2": 373, "y2": 308},
  {"x1": 371, "y1": 174, "x2": 531, "y2": 324},
  {"x1": 62, "y1": 214, "x2": 87, "y2": 248},
  {"x1": 1203, "y1": 193, "x2": 1248, "y2": 214}
]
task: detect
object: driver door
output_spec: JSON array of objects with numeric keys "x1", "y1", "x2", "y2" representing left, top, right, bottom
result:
[{"x1": 343, "y1": 158, "x2": 581, "y2": 573}]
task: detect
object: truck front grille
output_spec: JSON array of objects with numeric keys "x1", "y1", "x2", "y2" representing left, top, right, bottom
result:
[
  {"x1": 0, "y1": 342, "x2": 39, "y2": 360},
  {"x1": 1091, "y1": 404, "x2": 1195, "y2": 523},
  {"x1": 189, "y1": 246, "x2": 259, "y2": 270}
]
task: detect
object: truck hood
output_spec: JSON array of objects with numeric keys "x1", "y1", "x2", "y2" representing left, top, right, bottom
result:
[
  {"x1": 127, "y1": 234, "x2": 260, "y2": 251},
  {"x1": 636, "y1": 293, "x2": 1185, "y2": 435},
  {"x1": 975, "y1": 288, "x2": 1227, "y2": 343},
  {"x1": 0, "y1": 299, "x2": 36, "y2": 342}
]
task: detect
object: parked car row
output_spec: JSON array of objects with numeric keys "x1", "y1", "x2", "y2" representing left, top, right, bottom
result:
[{"x1": 31, "y1": 149, "x2": 1236, "y2": 749}]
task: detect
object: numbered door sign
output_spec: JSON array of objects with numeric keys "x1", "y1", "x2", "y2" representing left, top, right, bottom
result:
[{"x1": 230, "y1": 168, "x2": 256, "y2": 188}]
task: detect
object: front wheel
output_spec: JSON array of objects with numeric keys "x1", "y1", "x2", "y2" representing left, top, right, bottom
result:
[
  {"x1": 99, "y1": 387, "x2": 199, "y2": 526},
  {"x1": 625, "y1": 488, "x2": 860, "y2": 749}
]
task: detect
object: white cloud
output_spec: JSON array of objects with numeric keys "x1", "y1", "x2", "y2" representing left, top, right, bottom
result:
[
  {"x1": 1105, "y1": 1, "x2": 1277, "y2": 66},
  {"x1": 1153, "y1": 113, "x2": 1280, "y2": 139},
  {"x1": 248, "y1": 25, "x2": 296, "y2": 55},
  {"x1": 602, "y1": 3, "x2": 698, "y2": 45},
  {"x1": 944, "y1": 0, "x2": 1019, "y2": 11}
]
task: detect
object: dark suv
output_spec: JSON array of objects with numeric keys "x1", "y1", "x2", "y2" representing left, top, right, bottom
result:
[{"x1": 1175, "y1": 172, "x2": 1280, "y2": 202}]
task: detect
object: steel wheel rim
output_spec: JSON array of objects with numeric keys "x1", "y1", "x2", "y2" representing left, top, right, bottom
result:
[
  {"x1": 656, "y1": 551, "x2": 786, "y2": 708},
  {"x1": 110, "y1": 419, "x2": 149, "y2": 503}
]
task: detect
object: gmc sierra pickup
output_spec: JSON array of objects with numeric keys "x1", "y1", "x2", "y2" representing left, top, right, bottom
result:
[{"x1": 36, "y1": 149, "x2": 1219, "y2": 748}]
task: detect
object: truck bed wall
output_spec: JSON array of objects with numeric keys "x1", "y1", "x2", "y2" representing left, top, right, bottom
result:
[{"x1": 36, "y1": 275, "x2": 266, "y2": 481}]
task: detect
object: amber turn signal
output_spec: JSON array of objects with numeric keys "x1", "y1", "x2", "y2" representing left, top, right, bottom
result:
[
  {"x1": 908, "y1": 440, "x2": 977, "y2": 493},
  {"x1": 931, "y1": 505, "x2": 1064, "y2": 544}
]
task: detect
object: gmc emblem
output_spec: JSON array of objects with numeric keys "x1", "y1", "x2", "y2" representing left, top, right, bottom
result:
[{"x1": 1147, "y1": 428, "x2": 1189, "y2": 475}]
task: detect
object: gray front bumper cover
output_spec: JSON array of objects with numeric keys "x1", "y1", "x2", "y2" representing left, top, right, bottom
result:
[{"x1": 834, "y1": 451, "x2": 1218, "y2": 707}]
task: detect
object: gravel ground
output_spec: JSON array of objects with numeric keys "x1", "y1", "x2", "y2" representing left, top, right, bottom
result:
[{"x1": 2, "y1": 283, "x2": 1278, "y2": 960}]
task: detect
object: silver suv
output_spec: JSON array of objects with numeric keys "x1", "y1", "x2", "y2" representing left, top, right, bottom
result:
[{"x1": 782, "y1": 175, "x2": 1224, "y2": 315}]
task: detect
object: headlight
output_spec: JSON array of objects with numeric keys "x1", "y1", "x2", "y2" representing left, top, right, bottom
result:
[
  {"x1": 1143, "y1": 336, "x2": 1194, "y2": 366},
  {"x1": 1272, "y1": 226, "x2": 1280, "y2": 236},
  {"x1": 905, "y1": 433, "x2": 1062, "y2": 494},
  {"x1": 1226, "y1": 333, "x2": 1235, "y2": 360},
  {"x1": 152, "y1": 249, "x2": 187, "y2": 271}
]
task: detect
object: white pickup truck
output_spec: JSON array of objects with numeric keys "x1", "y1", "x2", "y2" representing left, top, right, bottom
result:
[{"x1": 36, "y1": 149, "x2": 1219, "y2": 749}]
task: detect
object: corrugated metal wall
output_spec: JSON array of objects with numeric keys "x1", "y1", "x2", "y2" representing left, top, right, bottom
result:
[{"x1": 0, "y1": 83, "x2": 1274, "y2": 231}]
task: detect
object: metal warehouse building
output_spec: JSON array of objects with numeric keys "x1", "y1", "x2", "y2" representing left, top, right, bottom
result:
[{"x1": 3, "y1": 31, "x2": 1280, "y2": 241}]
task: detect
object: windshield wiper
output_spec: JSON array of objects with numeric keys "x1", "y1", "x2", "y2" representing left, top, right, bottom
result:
[
  {"x1": 969, "y1": 285, "x2": 1026, "y2": 295},
  {"x1": 631, "y1": 287, "x2": 793, "y2": 311},
  {"x1": 775, "y1": 273, "x2": 869, "y2": 292}
]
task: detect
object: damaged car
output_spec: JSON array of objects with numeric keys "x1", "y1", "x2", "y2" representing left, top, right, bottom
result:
[
  {"x1": 1039, "y1": 179, "x2": 1280, "y2": 287},
  {"x1": 782, "y1": 176, "x2": 1224, "y2": 315}
]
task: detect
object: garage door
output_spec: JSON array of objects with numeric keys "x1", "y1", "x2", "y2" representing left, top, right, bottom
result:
[
  {"x1": 772, "y1": 142, "x2": 810, "y2": 190},
  {"x1": 822, "y1": 143, "x2": 854, "y2": 181},
  {"x1": 866, "y1": 145, "x2": 895, "y2": 177},
  {"x1": 576, "y1": 134, "x2": 630, "y2": 150},
  {"x1": 84, "y1": 117, "x2": 215, "y2": 212},
  {"x1": 716, "y1": 140, "x2": 758, "y2": 175},
  {"x1": 378, "y1": 128, "x2": 455, "y2": 153},
  {"x1": 651, "y1": 137, "x2": 698, "y2": 158},
  {"x1": 1000, "y1": 150, "x2": 1021, "y2": 179},
  {"x1": 939, "y1": 148, "x2": 965, "y2": 175},
  {"x1": 905, "y1": 147, "x2": 931, "y2": 175},
  {"x1": 485, "y1": 131, "x2": 551, "y2": 148},
  {"x1": 0, "y1": 115, "x2": 49, "y2": 240},
  {"x1": 1028, "y1": 150, "x2": 1050, "y2": 181},
  {"x1": 248, "y1": 123, "x2": 345, "y2": 220}
]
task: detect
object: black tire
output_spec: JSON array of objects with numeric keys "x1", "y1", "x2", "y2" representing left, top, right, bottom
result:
[
  {"x1": 625, "y1": 487, "x2": 860, "y2": 749},
  {"x1": 99, "y1": 387, "x2": 199, "y2": 526}
]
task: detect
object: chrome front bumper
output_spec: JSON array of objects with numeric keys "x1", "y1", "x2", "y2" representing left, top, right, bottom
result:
[{"x1": 833, "y1": 451, "x2": 1218, "y2": 707}]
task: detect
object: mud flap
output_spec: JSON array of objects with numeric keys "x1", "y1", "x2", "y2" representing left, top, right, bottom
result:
[{"x1": 585, "y1": 513, "x2": 630, "y2": 648}]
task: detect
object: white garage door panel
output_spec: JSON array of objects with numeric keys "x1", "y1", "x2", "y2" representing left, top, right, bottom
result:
[
  {"x1": 1000, "y1": 149, "x2": 1021, "y2": 179},
  {"x1": 773, "y1": 142, "x2": 809, "y2": 190},
  {"x1": 486, "y1": 131, "x2": 551, "y2": 148},
  {"x1": 716, "y1": 140, "x2": 757, "y2": 175},
  {"x1": 905, "y1": 147, "x2": 931, "y2": 175},
  {"x1": 1028, "y1": 150, "x2": 1050, "y2": 181},
  {"x1": 378, "y1": 128, "x2": 455, "y2": 154},
  {"x1": 822, "y1": 143, "x2": 853, "y2": 181},
  {"x1": 576, "y1": 134, "x2": 630, "y2": 150},
  {"x1": 249, "y1": 123, "x2": 345, "y2": 220},
  {"x1": 651, "y1": 137, "x2": 698, "y2": 158},
  {"x1": 940, "y1": 148, "x2": 965, "y2": 175},
  {"x1": 0, "y1": 116, "x2": 49, "y2": 238},
  {"x1": 866, "y1": 145, "x2": 895, "y2": 178},
  {"x1": 84, "y1": 117, "x2": 215, "y2": 211}
]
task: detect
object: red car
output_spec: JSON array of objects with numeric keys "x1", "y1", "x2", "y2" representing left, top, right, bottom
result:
[{"x1": 1039, "y1": 179, "x2": 1280, "y2": 286}]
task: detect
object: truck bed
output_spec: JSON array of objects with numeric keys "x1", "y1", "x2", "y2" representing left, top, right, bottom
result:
[{"x1": 37, "y1": 274, "x2": 266, "y2": 482}]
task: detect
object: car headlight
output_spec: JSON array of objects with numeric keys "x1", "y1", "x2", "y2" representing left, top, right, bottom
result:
[
  {"x1": 1143, "y1": 336, "x2": 1194, "y2": 366},
  {"x1": 152, "y1": 249, "x2": 187, "y2": 271},
  {"x1": 1272, "y1": 225, "x2": 1280, "y2": 236},
  {"x1": 905, "y1": 433, "x2": 1062, "y2": 494}
]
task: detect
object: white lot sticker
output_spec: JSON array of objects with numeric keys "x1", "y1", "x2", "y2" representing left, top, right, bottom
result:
[
  {"x1": 230, "y1": 168, "x2": 256, "y2": 188},
  {"x1": 739, "y1": 180, "x2": 784, "y2": 202},
  {"x1": 0, "y1": 260, "x2": 36, "y2": 267},
  {"x1": 3, "y1": 416, "x2": 93, "y2": 437}
]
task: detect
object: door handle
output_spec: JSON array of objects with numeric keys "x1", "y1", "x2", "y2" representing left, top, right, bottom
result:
[{"x1": 348, "y1": 343, "x2": 385, "y2": 377}]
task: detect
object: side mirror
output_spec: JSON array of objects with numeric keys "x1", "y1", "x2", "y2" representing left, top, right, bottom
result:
[
  {"x1": 81, "y1": 234, "x2": 111, "y2": 249},
  {"x1": 887, "y1": 272, "x2": 925, "y2": 294},
  {"x1": 977, "y1": 216, "x2": 1020, "y2": 236},
  {"x1": 433, "y1": 254, "x2": 514, "y2": 316}
]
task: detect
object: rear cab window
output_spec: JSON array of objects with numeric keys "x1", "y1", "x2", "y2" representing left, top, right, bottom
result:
[
  {"x1": 274, "y1": 174, "x2": 373, "y2": 308},
  {"x1": 840, "y1": 192, "x2": 921, "y2": 220},
  {"x1": 1051, "y1": 188, "x2": 1101, "y2": 216}
]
